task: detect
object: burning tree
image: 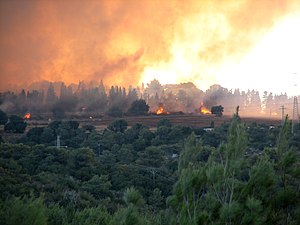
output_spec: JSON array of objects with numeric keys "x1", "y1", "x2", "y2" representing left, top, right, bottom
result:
[
  {"x1": 23, "y1": 113, "x2": 31, "y2": 120},
  {"x1": 199, "y1": 102, "x2": 211, "y2": 114},
  {"x1": 156, "y1": 103, "x2": 169, "y2": 115}
]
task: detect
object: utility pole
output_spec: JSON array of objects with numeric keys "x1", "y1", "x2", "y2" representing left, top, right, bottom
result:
[
  {"x1": 149, "y1": 168, "x2": 158, "y2": 186},
  {"x1": 292, "y1": 96, "x2": 299, "y2": 133},
  {"x1": 56, "y1": 135, "x2": 61, "y2": 149},
  {"x1": 97, "y1": 143, "x2": 101, "y2": 157},
  {"x1": 292, "y1": 73, "x2": 299, "y2": 134},
  {"x1": 279, "y1": 105, "x2": 287, "y2": 126},
  {"x1": 55, "y1": 135, "x2": 67, "y2": 149}
]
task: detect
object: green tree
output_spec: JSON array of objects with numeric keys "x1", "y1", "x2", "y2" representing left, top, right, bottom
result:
[
  {"x1": 157, "y1": 118, "x2": 172, "y2": 128},
  {"x1": 211, "y1": 105, "x2": 224, "y2": 116},
  {"x1": 0, "y1": 196, "x2": 47, "y2": 225},
  {"x1": 169, "y1": 133, "x2": 212, "y2": 225},
  {"x1": 73, "y1": 207, "x2": 111, "y2": 225},
  {"x1": 172, "y1": 167, "x2": 207, "y2": 225},
  {"x1": 4, "y1": 115, "x2": 27, "y2": 133},
  {"x1": 123, "y1": 186, "x2": 144, "y2": 207},
  {"x1": 169, "y1": 109, "x2": 249, "y2": 225},
  {"x1": 205, "y1": 112, "x2": 247, "y2": 224},
  {"x1": 0, "y1": 109, "x2": 8, "y2": 125},
  {"x1": 111, "y1": 187, "x2": 146, "y2": 225},
  {"x1": 136, "y1": 146, "x2": 164, "y2": 168},
  {"x1": 241, "y1": 154, "x2": 276, "y2": 224},
  {"x1": 69, "y1": 148, "x2": 97, "y2": 181},
  {"x1": 125, "y1": 124, "x2": 145, "y2": 143},
  {"x1": 40, "y1": 127, "x2": 55, "y2": 144},
  {"x1": 127, "y1": 99, "x2": 149, "y2": 116},
  {"x1": 108, "y1": 119, "x2": 128, "y2": 133},
  {"x1": 26, "y1": 127, "x2": 44, "y2": 144},
  {"x1": 112, "y1": 205, "x2": 143, "y2": 225},
  {"x1": 118, "y1": 144, "x2": 136, "y2": 163},
  {"x1": 271, "y1": 117, "x2": 300, "y2": 225},
  {"x1": 82, "y1": 175, "x2": 112, "y2": 200},
  {"x1": 148, "y1": 188, "x2": 164, "y2": 211},
  {"x1": 178, "y1": 133, "x2": 211, "y2": 170},
  {"x1": 46, "y1": 204, "x2": 68, "y2": 225}
]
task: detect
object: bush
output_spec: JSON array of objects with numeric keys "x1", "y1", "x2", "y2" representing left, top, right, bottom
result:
[
  {"x1": 0, "y1": 109, "x2": 8, "y2": 125},
  {"x1": 127, "y1": 99, "x2": 149, "y2": 116},
  {"x1": 108, "y1": 119, "x2": 128, "y2": 133},
  {"x1": 0, "y1": 196, "x2": 47, "y2": 225},
  {"x1": 211, "y1": 105, "x2": 224, "y2": 116},
  {"x1": 4, "y1": 115, "x2": 27, "y2": 133}
]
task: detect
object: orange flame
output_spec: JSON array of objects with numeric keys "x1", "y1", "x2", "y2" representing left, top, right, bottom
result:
[
  {"x1": 200, "y1": 103, "x2": 211, "y2": 114},
  {"x1": 23, "y1": 113, "x2": 31, "y2": 119},
  {"x1": 156, "y1": 104, "x2": 169, "y2": 115},
  {"x1": 156, "y1": 106, "x2": 164, "y2": 114}
]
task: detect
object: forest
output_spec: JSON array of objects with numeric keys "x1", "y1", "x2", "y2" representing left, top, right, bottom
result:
[{"x1": 0, "y1": 109, "x2": 300, "y2": 224}]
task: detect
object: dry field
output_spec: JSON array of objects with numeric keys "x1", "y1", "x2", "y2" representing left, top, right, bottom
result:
[
  {"x1": 0, "y1": 114, "x2": 282, "y2": 142},
  {"x1": 26, "y1": 114, "x2": 282, "y2": 131}
]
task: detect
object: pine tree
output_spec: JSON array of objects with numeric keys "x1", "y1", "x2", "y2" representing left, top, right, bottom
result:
[{"x1": 272, "y1": 117, "x2": 300, "y2": 225}]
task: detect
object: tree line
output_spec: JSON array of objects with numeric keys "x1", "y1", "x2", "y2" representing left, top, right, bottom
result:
[{"x1": 0, "y1": 80, "x2": 297, "y2": 118}]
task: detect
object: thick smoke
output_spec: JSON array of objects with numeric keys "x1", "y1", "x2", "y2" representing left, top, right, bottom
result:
[{"x1": 0, "y1": 0, "x2": 299, "y2": 91}]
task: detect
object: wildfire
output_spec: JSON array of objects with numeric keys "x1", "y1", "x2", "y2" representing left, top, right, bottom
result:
[
  {"x1": 156, "y1": 104, "x2": 169, "y2": 115},
  {"x1": 200, "y1": 103, "x2": 211, "y2": 114},
  {"x1": 23, "y1": 113, "x2": 31, "y2": 119},
  {"x1": 156, "y1": 106, "x2": 164, "y2": 115}
]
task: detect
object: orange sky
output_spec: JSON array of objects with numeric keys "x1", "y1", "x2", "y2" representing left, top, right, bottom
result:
[{"x1": 0, "y1": 0, "x2": 300, "y2": 94}]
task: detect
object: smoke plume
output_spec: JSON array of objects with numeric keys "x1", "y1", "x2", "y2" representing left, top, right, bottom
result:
[{"x1": 0, "y1": 0, "x2": 299, "y2": 91}]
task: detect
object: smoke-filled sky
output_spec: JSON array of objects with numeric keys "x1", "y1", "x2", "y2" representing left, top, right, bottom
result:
[{"x1": 1, "y1": 0, "x2": 300, "y2": 94}]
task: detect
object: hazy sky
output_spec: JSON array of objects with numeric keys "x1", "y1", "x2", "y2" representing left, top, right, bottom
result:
[{"x1": 1, "y1": 0, "x2": 300, "y2": 95}]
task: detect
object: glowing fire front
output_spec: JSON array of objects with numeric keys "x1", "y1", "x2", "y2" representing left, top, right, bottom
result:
[
  {"x1": 156, "y1": 104, "x2": 169, "y2": 115},
  {"x1": 23, "y1": 113, "x2": 31, "y2": 119},
  {"x1": 200, "y1": 103, "x2": 211, "y2": 114},
  {"x1": 156, "y1": 106, "x2": 164, "y2": 115}
]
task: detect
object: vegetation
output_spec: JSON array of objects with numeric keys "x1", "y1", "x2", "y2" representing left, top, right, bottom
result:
[
  {"x1": 127, "y1": 99, "x2": 150, "y2": 116},
  {"x1": 4, "y1": 115, "x2": 27, "y2": 133},
  {"x1": 0, "y1": 110, "x2": 299, "y2": 224},
  {"x1": 211, "y1": 105, "x2": 224, "y2": 116},
  {"x1": 0, "y1": 109, "x2": 8, "y2": 125}
]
